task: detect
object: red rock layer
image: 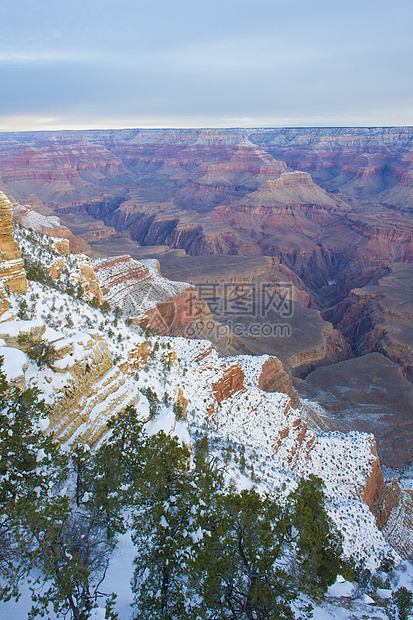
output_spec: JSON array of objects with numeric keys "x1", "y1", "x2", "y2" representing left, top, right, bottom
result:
[
  {"x1": 258, "y1": 357, "x2": 299, "y2": 407},
  {"x1": 0, "y1": 191, "x2": 27, "y2": 294},
  {"x1": 212, "y1": 363, "x2": 245, "y2": 404}
]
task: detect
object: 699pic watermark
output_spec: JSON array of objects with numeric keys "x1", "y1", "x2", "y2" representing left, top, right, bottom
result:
[{"x1": 183, "y1": 282, "x2": 294, "y2": 339}]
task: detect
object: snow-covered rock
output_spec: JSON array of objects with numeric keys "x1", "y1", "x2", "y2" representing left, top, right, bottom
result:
[{"x1": 0, "y1": 345, "x2": 28, "y2": 389}]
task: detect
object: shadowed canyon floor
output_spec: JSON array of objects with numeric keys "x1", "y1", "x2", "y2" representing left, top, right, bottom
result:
[
  {"x1": 298, "y1": 353, "x2": 413, "y2": 469},
  {"x1": 1, "y1": 127, "x2": 413, "y2": 468}
]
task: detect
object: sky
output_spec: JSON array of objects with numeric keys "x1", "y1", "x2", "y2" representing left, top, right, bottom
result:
[{"x1": 0, "y1": 0, "x2": 412, "y2": 131}]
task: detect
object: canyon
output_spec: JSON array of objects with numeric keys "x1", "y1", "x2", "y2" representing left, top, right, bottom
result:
[
  {"x1": 3, "y1": 184, "x2": 413, "y2": 578},
  {"x1": 0, "y1": 127, "x2": 413, "y2": 467}
]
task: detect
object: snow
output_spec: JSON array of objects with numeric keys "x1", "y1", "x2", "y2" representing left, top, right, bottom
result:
[
  {"x1": 376, "y1": 588, "x2": 392, "y2": 599},
  {"x1": 0, "y1": 346, "x2": 27, "y2": 381},
  {"x1": 13, "y1": 204, "x2": 62, "y2": 231},
  {"x1": 52, "y1": 354, "x2": 77, "y2": 370},
  {"x1": 327, "y1": 579, "x2": 356, "y2": 598},
  {"x1": 38, "y1": 417, "x2": 50, "y2": 431},
  {"x1": 310, "y1": 603, "x2": 387, "y2": 619},
  {"x1": 93, "y1": 254, "x2": 191, "y2": 316},
  {"x1": 42, "y1": 327, "x2": 65, "y2": 344},
  {"x1": 36, "y1": 448, "x2": 47, "y2": 462},
  {"x1": 0, "y1": 319, "x2": 44, "y2": 338},
  {"x1": 3, "y1": 222, "x2": 413, "y2": 619},
  {"x1": 190, "y1": 527, "x2": 204, "y2": 543},
  {"x1": 174, "y1": 420, "x2": 191, "y2": 445},
  {"x1": 361, "y1": 594, "x2": 375, "y2": 604},
  {"x1": 145, "y1": 409, "x2": 191, "y2": 446}
]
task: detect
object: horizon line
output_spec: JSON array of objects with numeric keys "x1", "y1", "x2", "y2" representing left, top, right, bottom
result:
[{"x1": 0, "y1": 124, "x2": 412, "y2": 134}]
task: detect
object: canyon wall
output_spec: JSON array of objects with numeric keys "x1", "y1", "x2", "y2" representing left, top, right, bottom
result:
[
  {"x1": 0, "y1": 191, "x2": 27, "y2": 301},
  {"x1": 1, "y1": 129, "x2": 413, "y2": 472}
]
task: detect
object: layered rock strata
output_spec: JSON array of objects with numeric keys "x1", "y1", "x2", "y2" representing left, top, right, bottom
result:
[
  {"x1": 12, "y1": 202, "x2": 91, "y2": 253},
  {"x1": 93, "y1": 255, "x2": 190, "y2": 315},
  {"x1": 0, "y1": 191, "x2": 27, "y2": 296},
  {"x1": 328, "y1": 263, "x2": 413, "y2": 382},
  {"x1": 93, "y1": 254, "x2": 221, "y2": 339},
  {"x1": 75, "y1": 255, "x2": 103, "y2": 303}
]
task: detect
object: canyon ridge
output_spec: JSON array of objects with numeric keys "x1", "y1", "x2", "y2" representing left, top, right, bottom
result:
[{"x1": 1, "y1": 126, "x2": 413, "y2": 468}]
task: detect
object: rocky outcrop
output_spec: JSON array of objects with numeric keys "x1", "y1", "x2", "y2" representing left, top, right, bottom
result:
[
  {"x1": 235, "y1": 353, "x2": 299, "y2": 407},
  {"x1": 0, "y1": 282, "x2": 11, "y2": 317},
  {"x1": 0, "y1": 345, "x2": 28, "y2": 390},
  {"x1": 118, "y1": 341, "x2": 151, "y2": 375},
  {"x1": 50, "y1": 365, "x2": 140, "y2": 447},
  {"x1": 329, "y1": 263, "x2": 413, "y2": 381},
  {"x1": 52, "y1": 238, "x2": 70, "y2": 255},
  {"x1": 139, "y1": 289, "x2": 213, "y2": 336},
  {"x1": 185, "y1": 343, "x2": 312, "y2": 468},
  {"x1": 231, "y1": 172, "x2": 342, "y2": 207},
  {"x1": 93, "y1": 254, "x2": 219, "y2": 337},
  {"x1": 0, "y1": 191, "x2": 27, "y2": 295},
  {"x1": 48, "y1": 258, "x2": 65, "y2": 280},
  {"x1": 0, "y1": 192, "x2": 25, "y2": 261},
  {"x1": 49, "y1": 331, "x2": 111, "y2": 374},
  {"x1": 0, "y1": 319, "x2": 46, "y2": 348},
  {"x1": 258, "y1": 356, "x2": 299, "y2": 407},
  {"x1": 188, "y1": 343, "x2": 246, "y2": 420},
  {"x1": 0, "y1": 317, "x2": 140, "y2": 447},
  {"x1": 362, "y1": 440, "x2": 386, "y2": 518},
  {"x1": 12, "y1": 203, "x2": 91, "y2": 254},
  {"x1": 272, "y1": 405, "x2": 310, "y2": 467},
  {"x1": 381, "y1": 485, "x2": 413, "y2": 558},
  {"x1": 211, "y1": 362, "x2": 244, "y2": 405},
  {"x1": 43, "y1": 330, "x2": 140, "y2": 446},
  {"x1": 75, "y1": 255, "x2": 103, "y2": 302},
  {"x1": 93, "y1": 254, "x2": 191, "y2": 315}
]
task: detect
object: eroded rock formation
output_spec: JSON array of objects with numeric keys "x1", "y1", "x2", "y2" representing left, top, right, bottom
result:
[
  {"x1": 13, "y1": 202, "x2": 91, "y2": 253},
  {"x1": 328, "y1": 263, "x2": 413, "y2": 382},
  {"x1": 93, "y1": 254, "x2": 221, "y2": 338},
  {"x1": 258, "y1": 356, "x2": 299, "y2": 407},
  {"x1": 0, "y1": 191, "x2": 27, "y2": 297}
]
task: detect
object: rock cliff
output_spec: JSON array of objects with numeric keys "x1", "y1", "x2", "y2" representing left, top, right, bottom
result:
[
  {"x1": 92, "y1": 254, "x2": 219, "y2": 337},
  {"x1": 12, "y1": 202, "x2": 91, "y2": 253},
  {"x1": 0, "y1": 191, "x2": 27, "y2": 297},
  {"x1": 93, "y1": 255, "x2": 191, "y2": 315},
  {"x1": 328, "y1": 263, "x2": 413, "y2": 381},
  {"x1": 46, "y1": 329, "x2": 140, "y2": 446},
  {"x1": 1, "y1": 128, "x2": 412, "y2": 270},
  {"x1": 257, "y1": 356, "x2": 299, "y2": 407}
]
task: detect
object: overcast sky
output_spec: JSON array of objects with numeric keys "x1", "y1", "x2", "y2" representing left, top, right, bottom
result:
[{"x1": 0, "y1": 0, "x2": 412, "y2": 131}]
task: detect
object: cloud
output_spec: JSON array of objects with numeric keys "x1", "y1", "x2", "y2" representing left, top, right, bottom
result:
[
  {"x1": 0, "y1": 51, "x2": 99, "y2": 65},
  {"x1": 1, "y1": 103, "x2": 412, "y2": 133},
  {"x1": 0, "y1": 0, "x2": 412, "y2": 130}
]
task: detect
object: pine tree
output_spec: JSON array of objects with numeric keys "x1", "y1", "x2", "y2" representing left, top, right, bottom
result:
[
  {"x1": 288, "y1": 475, "x2": 344, "y2": 600},
  {"x1": 386, "y1": 587, "x2": 413, "y2": 620},
  {"x1": 71, "y1": 443, "x2": 93, "y2": 508},
  {"x1": 192, "y1": 488, "x2": 296, "y2": 620},
  {"x1": 131, "y1": 432, "x2": 192, "y2": 619},
  {"x1": 0, "y1": 361, "x2": 119, "y2": 618},
  {"x1": 90, "y1": 405, "x2": 147, "y2": 536},
  {"x1": 0, "y1": 366, "x2": 68, "y2": 601},
  {"x1": 190, "y1": 476, "x2": 343, "y2": 619}
]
